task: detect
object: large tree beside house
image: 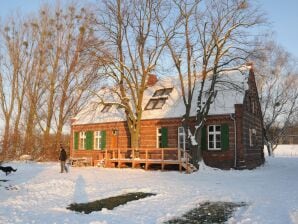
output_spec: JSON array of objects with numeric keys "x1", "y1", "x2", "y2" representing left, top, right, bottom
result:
[
  {"x1": 95, "y1": 0, "x2": 167, "y2": 149},
  {"x1": 157, "y1": 0, "x2": 265, "y2": 164},
  {"x1": 92, "y1": 0, "x2": 264, "y2": 164}
]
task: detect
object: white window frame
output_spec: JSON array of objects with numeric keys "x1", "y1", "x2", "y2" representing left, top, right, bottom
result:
[
  {"x1": 252, "y1": 101, "x2": 255, "y2": 114},
  {"x1": 94, "y1": 131, "x2": 101, "y2": 150},
  {"x1": 249, "y1": 128, "x2": 256, "y2": 147},
  {"x1": 156, "y1": 128, "x2": 162, "y2": 148},
  {"x1": 178, "y1": 127, "x2": 186, "y2": 150},
  {"x1": 79, "y1": 131, "x2": 86, "y2": 150},
  {"x1": 208, "y1": 125, "x2": 221, "y2": 150}
]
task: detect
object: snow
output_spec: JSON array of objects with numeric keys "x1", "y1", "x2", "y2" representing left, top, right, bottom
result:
[
  {"x1": 1, "y1": 145, "x2": 298, "y2": 224},
  {"x1": 266, "y1": 144, "x2": 298, "y2": 157},
  {"x1": 73, "y1": 69, "x2": 249, "y2": 125}
]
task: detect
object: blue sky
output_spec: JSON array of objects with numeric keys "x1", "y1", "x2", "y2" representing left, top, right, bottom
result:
[
  {"x1": 260, "y1": 0, "x2": 298, "y2": 58},
  {"x1": 0, "y1": 0, "x2": 298, "y2": 58}
]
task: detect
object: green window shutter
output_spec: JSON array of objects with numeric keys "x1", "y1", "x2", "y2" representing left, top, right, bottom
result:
[
  {"x1": 201, "y1": 126, "x2": 207, "y2": 151},
  {"x1": 74, "y1": 132, "x2": 79, "y2": 150},
  {"x1": 161, "y1": 127, "x2": 168, "y2": 148},
  {"x1": 221, "y1": 124, "x2": 229, "y2": 150},
  {"x1": 101, "y1": 130, "x2": 106, "y2": 150},
  {"x1": 85, "y1": 131, "x2": 93, "y2": 150}
]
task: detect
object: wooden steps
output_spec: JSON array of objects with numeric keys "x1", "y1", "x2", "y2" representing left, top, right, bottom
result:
[{"x1": 181, "y1": 162, "x2": 198, "y2": 173}]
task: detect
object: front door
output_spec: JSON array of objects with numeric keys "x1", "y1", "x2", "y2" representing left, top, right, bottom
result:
[{"x1": 111, "y1": 129, "x2": 119, "y2": 149}]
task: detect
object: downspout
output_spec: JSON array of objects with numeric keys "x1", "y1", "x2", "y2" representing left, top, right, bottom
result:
[{"x1": 230, "y1": 114, "x2": 237, "y2": 168}]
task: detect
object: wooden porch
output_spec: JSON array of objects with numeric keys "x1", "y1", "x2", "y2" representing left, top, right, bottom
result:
[{"x1": 92, "y1": 148, "x2": 197, "y2": 173}]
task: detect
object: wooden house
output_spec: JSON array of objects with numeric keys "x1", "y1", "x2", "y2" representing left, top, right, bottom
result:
[{"x1": 70, "y1": 66, "x2": 265, "y2": 172}]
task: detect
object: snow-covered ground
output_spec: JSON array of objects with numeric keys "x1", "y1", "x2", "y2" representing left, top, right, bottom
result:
[
  {"x1": 1, "y1": 145, "x2": 298, "y2": 224},
  {"x1": 265, "y1": 144, "x2": 298, "y2": 157}
]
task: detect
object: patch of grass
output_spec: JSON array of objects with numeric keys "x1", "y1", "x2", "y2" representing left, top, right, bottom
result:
[
  {"x1": 164, "y1": 201, "x2": 246, "y2": 224},
  {"x1": 67, "y1": 192, "x2": 156, "y2": 214}
]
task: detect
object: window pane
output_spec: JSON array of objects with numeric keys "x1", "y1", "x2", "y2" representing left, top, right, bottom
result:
[
  {"x1": 153, "y1": 88, "x2": 173, "y2": 97},
  {"x1": 178, "y1": 127, "x2": 184, "y2": 134},
  {"x1": 179, "y1": 138, "x2": 184, "y2": 149},
  {"x1": 158, "y1": 128, "x2": 162, "y2": 134},
  {"x1": 209, "y1": 126, "x2": 214, "y2": 132},
  {"x1": 101, "y1": 105, "x2": 112, "y2": 113},
  {"x1": 179, "y1": 127, "x2": 185, "y2": 150},
  {"x1": 154, "y1": 99, "x2": 166, "y2": 109},
  {"x1": 216, "y1": 126, "x2": 221, "y2": 132},
  {"x1": 153, "y1": 89, "x2": 164, "y2": 97},
  {"x1": 216, "y1": 142, "x2": 221, "y2": 148},
  {"x1": 164, "y1": 88, "x2": 173, "y2": 95},
  {"x1": 96, "y1": 139, "x2": 99, "y2": 149},
  {"x1": 94, "y1": 131, "x2": 101, "y2": 149},
  {"x1": 209, "y1": 135, "x2": 214, "y2": 141},
  {"x1": 209, "y1": 142, "x2": 214, "y2": 149},
  {"x1": 80, "y1": 132, "x2": 85, "y2": 138},
  {"x1": 146, "y1": 99, "x2": 156, "y2": 109},
  {"x1": 216, "y1": 134, "x2": 220, "y2": 141},
  {"x1": 159, "y1": 136, "x2": 163, "y2": 148}
]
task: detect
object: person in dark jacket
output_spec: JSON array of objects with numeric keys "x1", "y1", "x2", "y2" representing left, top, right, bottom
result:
[{"x1": 59, "y1": 145, "x2": 68, "y2": 173}]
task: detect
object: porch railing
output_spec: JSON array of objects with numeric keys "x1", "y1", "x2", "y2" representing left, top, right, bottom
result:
[{"x1": 100, "y1": 147, "x2": 192, "y2": 170}]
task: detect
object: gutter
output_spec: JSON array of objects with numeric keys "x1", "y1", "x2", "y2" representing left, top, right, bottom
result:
[{"x1": 230, "y1": 114, "x2": 237, "y2": 168}]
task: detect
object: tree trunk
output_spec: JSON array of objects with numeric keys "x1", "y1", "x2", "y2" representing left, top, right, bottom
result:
[
  {"x1": 130, "y1": 127, "x2": 140, "y2": 157},
  {"x1": 24, "y1": 107, "x2": 35, "y2": 156},
  {"x1": 13, "y1": 103, "x2": 23, "y2": 156},
  {"x1": 263, "y1": 128, "x2": 273, "y2": 156},
  {"x1": 2, "y1": 119, "x2": 11, "y2": 160},
  {"x1": 189, "y1": 129, "x2": 202, "y2": 168},
  {"x1": 266, "y1": 142, "x2": 273, "y2": 157}
]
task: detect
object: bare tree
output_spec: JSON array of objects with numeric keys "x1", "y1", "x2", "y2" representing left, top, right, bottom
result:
[
  {"x1": 52, "y1": 5, "x2": 107, "y2": 158},
  {"x1": 97, "y1": 0, "x2": 166, "y2": 149},
  {"x1": 0, "y1": 17, "x2": 28, "y2": 159},
  {"x1": 25, "y1": 5, "x2": 106, "y2": 158},
  {"x1": 158, "y1": 0, "x2": 264, "y2": 165},
  {"x1": 253, "y1": 40, "x2": 298, "y2": 155},
  {"x1": 11, "y1": 20, "x2": 36, "y2": 157},
  {"x1": 0, "y1": 3, "x2": 107, "y2": 160},
  {"x1": 23, "y1": 14, "x2": 50, "y2": 156}
]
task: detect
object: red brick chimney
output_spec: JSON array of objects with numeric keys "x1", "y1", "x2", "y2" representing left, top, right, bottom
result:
[
  {"x1": 147, "y1": 74, "x2": 158, "y2": 86},
  {"x1": 70, "y1": 117, "x2": 77, "y2": 124}
]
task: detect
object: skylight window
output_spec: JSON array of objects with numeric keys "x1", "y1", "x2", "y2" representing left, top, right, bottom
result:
[
  {"x1": 101, "y1": 104, "x2": 112, "y2": 113},
  {"x1": 145, "y1": 88, "x2": 173, "y2": 110},
  {"x1": 153, "y1": 88, "x2": 173, "y2": 97},
  {"x1": 145, "y1": 98, "x2": 167, "y2": 110}
]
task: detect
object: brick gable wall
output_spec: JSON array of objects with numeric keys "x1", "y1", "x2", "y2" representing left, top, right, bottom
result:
[{"x1": 240, "y1": 69, "x2": 265, "y2": 169}]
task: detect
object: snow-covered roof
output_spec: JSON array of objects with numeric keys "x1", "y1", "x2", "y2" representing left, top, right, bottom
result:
[{"x1": 73, "y1": 68, "x2": 250, "y2": 125}]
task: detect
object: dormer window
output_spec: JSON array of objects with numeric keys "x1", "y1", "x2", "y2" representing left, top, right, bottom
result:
[{"x1": 101, "y1": 104, "x2": 112, "y2": 113}]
